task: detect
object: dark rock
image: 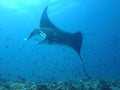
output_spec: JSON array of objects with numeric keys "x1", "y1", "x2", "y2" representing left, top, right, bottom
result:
[
  {"x1": 99, "y1": 81, "x2": 112, "y2": 90},
  {"x1": 4, "y1": 85, "x2": 11, "y2": 89},
  {"x1": 36, "y1": 84, "x2": 49, "y2": 90},
  {"x1": 69, "y1": 85, "x2": 77, "y2": 90}
]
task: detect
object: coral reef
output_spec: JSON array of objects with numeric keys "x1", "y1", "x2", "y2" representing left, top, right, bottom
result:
[{"x1": 0, "y1": 79, "x2": 119, "y2": 90}]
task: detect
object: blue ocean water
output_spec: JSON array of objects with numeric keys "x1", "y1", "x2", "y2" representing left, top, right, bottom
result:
[{"x1": 0, "y1": 0, "x2": 120, "y2": 82}]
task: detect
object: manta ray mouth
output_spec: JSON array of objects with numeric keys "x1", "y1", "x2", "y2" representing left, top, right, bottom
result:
[
  {"x1": 24, "y1": 30, "x2": 47, "y2": 44},
  {"x1": 33, "y1": 31, "x2": 47, "y2": 43},
  {"x1": 39, "y1": 31, "x2": 46, "y2": 38}
]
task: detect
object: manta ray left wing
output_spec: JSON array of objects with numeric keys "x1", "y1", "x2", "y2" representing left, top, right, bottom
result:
[{"x1": 40, "y1": 6, "x2": 60, "y2": 31}]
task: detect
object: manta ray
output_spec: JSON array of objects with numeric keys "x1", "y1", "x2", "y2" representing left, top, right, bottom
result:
[{"x1": 25, "y1": 6, "x2": 92, "y2": 79}]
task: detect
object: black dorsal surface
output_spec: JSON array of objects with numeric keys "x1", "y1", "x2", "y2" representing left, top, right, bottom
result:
[{"x1": 39, "y1": 6, "x2": 92, "y2": 79}]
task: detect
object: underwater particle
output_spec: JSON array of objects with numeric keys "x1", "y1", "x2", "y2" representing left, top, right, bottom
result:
[
  {"x1": 72, "y1": 69, "x2": 75, "y2": 72},
  {"x1": 7, "y1": 73, "x2": 11, "y2": 77},
  {"x1": 32, "y1": 60, "x2": 37, "y2": 65},
  {"x1": 32, "y1": 72, "x2": 36, "y2": 77},
  {"x1": 36, "y1": 75, "x2": 40, "y2": 79},
  {"x1": 52, "y1": 70, "x2": 56, "y2": 73},
  {"x1": 15, "y1": 66, "x2": 20, "y2": 71},
  {"x1": 17, "y1": 75, "x2": 22, "y2": 79},
  {"x1": 17, "y1": 40, "x2": 20, "y2": 43},
  {"x1": 60, "y1": 70, "x2": 65, "y2": 73},
  {"x1": 0, "y1": 58, "x2": 2, "y2": 63},
  {"x1": 113, "y1": 37, "x2": 119, "y2": 43},
  {"x1": 62, "y1": 48, "x2": 66, "y2": 51},
  {"x1": 113, "y1": 60, "x2": 117, "y2": 65},
  {"x1": 0, "y1": 73, "x2": 2, "y2": 76},
  {"x1": 0, "y1": 76, "x2": 6, "y2": 82},
  {"x1": 5, "y1": 45, "x2": 9, "y2": 48},
  {"x1": 22, "y1": 45, "x2": 25, "y2": 47},
  {"x1": 10, "y1": 55, "x2": 15, "y2": 58},
  {"x1": 39, "y1": 64, "x2": 45, "y2": 67},
  {"x1": 63, "y1": 56, "x2": 68, "y2": 59},
  {"x1": 74, "y1": 74, "x2": 78, "y2": 78},
  {"x1": 6, "y1": 36, "x2": 12, "y2": 41},
  {"x1": 73, "y1": 70, "x2": 81, "y2": 78},
  {"x1": 6, "y1": 62, "x2": 10, "y2": 65},
  {"x1": 17, "y1": 76, "x2": 26, "y2": 82}
]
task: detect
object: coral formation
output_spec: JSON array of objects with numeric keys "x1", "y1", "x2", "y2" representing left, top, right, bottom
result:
[{"x1": 0, "y1": 79, "x2": 119, "y2": 90}]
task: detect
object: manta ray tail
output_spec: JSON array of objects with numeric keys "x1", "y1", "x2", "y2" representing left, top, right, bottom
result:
[
  {"x1": 79, "y1": 54, "x2": 92, "y2": 79},
  {"x1": 73, "y1": 32, "x2": 92, "y2": 79}
]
